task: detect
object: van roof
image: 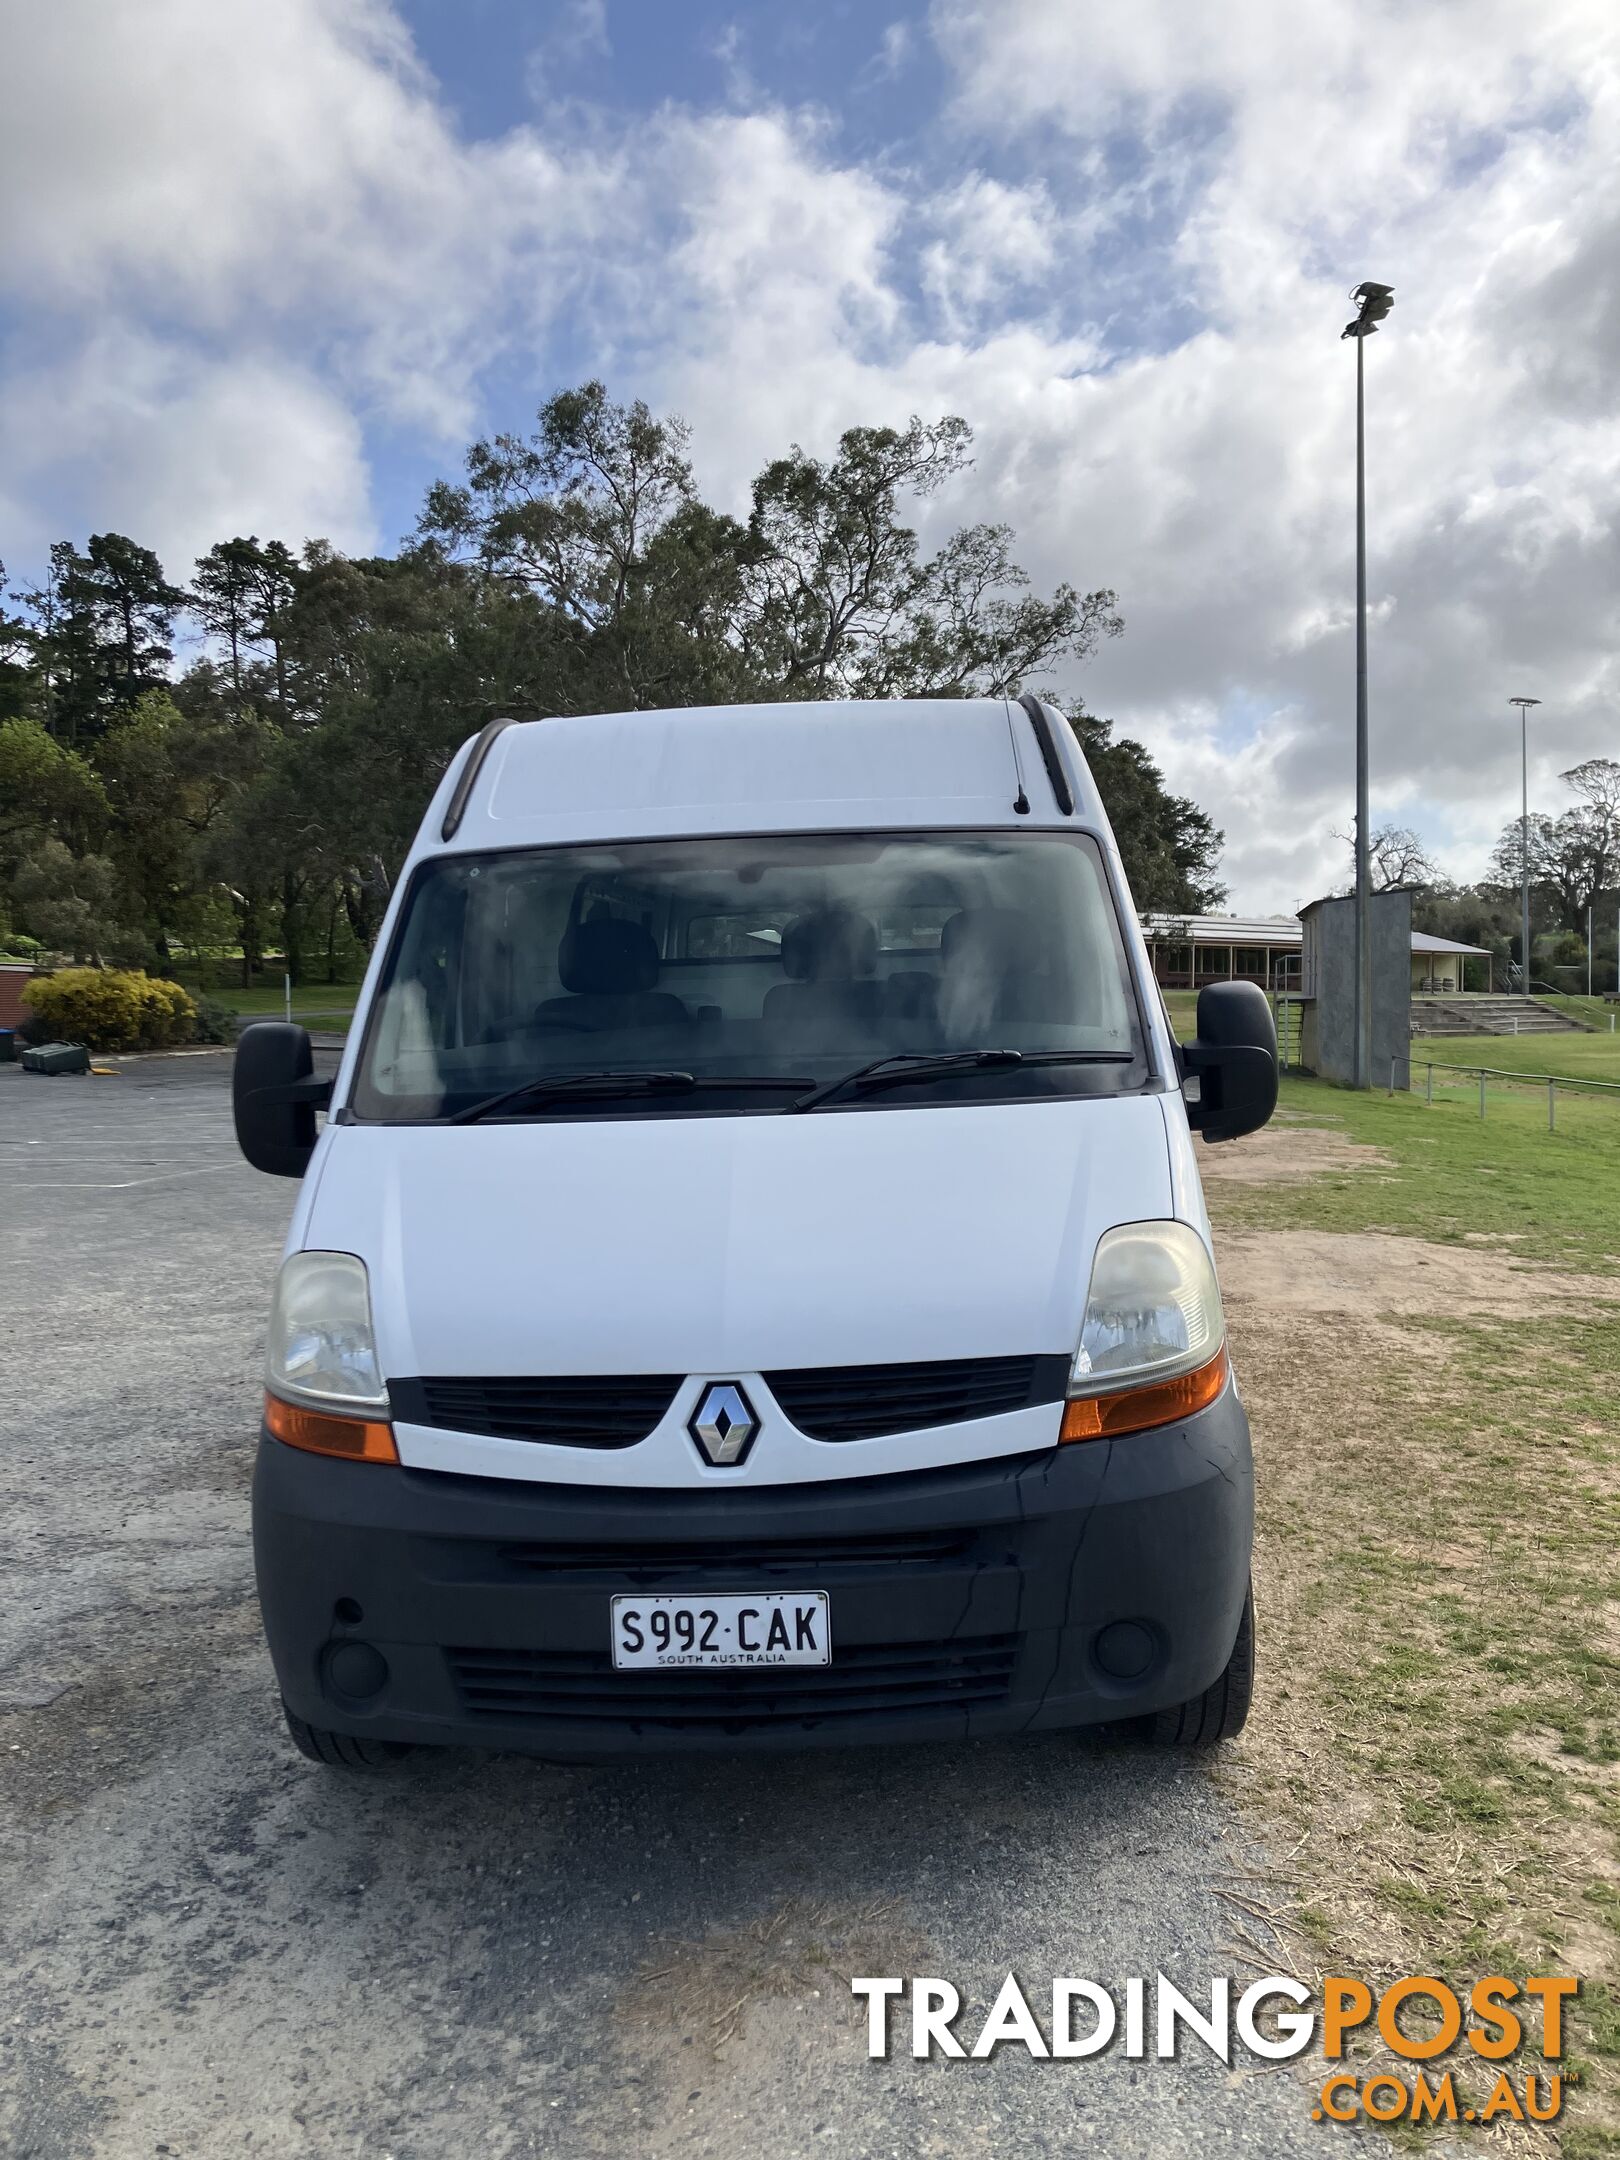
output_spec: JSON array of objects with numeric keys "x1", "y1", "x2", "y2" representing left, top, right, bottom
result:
[{"x1": 425, "y1": 697, "x2": 1101, "y2": 855}]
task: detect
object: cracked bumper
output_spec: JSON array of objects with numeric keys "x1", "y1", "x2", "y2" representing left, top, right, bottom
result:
[{"x1": 253, "y1": 1385, "x2": 1253, "y2": 1758}]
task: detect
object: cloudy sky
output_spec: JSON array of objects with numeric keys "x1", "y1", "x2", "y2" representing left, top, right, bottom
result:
[{"x1": 2, "y1": 0, "x2": 1616, "y2": 911}]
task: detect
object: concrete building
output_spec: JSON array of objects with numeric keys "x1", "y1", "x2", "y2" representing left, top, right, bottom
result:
[{"x1": 1297, "y1": 889, "x2": 1414, "y2": 1087}]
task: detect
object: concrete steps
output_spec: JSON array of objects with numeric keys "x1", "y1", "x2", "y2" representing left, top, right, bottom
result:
[
  {"x1": 1411, "y1": 996, "x2": 1583, "y2": 1038},
  {"x1": 1409, "y1": 1002, "x2": 1490, "y2": 1037}
]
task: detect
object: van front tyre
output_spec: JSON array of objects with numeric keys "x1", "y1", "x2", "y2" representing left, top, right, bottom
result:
[
  {"x1": 282, "y1": 1701, "x2": 416, "y2": 1771},
  {"x1": 1145, "y1": 1582, "x2": 1254, "y2": 1747}
]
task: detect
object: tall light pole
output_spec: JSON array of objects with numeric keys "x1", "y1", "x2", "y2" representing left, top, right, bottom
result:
[
  {"x1": 1508, "y1": 696, "x2": 1540, "y2": 993},
  {"x1": 1342, "y1": 281, "x2": 1394, "y2": 1087}
]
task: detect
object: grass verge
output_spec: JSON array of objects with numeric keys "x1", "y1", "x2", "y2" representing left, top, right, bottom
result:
[{"x1": 1215, "y1": 1079, "x2": 1620, "y2": 2147}]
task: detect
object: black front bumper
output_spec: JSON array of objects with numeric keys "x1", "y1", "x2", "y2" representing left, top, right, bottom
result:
[{"x1": 252, "y1": 1390, "x2": 1253, "y2": 1758}]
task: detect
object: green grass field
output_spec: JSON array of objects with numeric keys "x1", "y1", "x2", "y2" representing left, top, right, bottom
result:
[
  {"x1": 1405, "y1": 1030, "x2": 1620, "y2": 1166},
  {"x1": 179, "y1": 978, "x2": 361, "y2": 1028},
  {"x1": 1413, "y1": 1026, "x2": 1620, "y2": 1085},
  {"x1": 1159, "y1": 988, "x2": 1199, "y2": 1037}
]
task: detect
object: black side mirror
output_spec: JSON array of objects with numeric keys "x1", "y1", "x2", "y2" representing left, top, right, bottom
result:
[
  {"x1": 1181, "y1": 982, "x2": 1277, "y2": 1143},
  {"x1": 232, "y1": 1022, "x2": 332, "y2": 1177}
]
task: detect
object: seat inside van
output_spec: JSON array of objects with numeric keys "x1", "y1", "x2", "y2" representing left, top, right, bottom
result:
[
  {"x1": 763, "y1": 910, "x2": 883, "y2": 1040},
  {"x1": 534, "y1": 917, "x2": 692, "y2": 1036}
]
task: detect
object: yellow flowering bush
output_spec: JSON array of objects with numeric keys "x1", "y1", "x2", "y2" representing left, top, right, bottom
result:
[{"x1": 22, "y1": 968, "x2": 198, "y2": 1052}]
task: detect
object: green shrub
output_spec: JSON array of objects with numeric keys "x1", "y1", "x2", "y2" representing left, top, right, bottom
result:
[
  {"x1": 22, "y1": 968, "x2": 198, "y2": 1052},
  {"x1": 193, "y1": 995, "x2": 239, "y2": 1044},
  {"x1": 136, "y1": 975, "x2": 196, "y2": 1048}
]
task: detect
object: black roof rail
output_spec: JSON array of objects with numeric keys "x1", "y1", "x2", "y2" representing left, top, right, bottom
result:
[
  {"x1": 441, "y1": 714, "x2": 519, "y2": 840},
  {"x1": 1017, "y1": 694, "x2": 1075, "y2": 816}
]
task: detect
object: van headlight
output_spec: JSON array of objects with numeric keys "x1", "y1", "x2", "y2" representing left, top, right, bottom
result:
[
  {"x1": 1062, "y1": 1222, "x2": 1228, "y2": 1441},
  {"x1": 266, "y1": 1250, "x2": 389, "y2": 1412}
]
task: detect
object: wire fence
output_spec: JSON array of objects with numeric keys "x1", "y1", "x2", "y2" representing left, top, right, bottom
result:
[
  {"x1": 1395, "y1": 1054, "x2": 1620, "y2": 1138},
  {"x1": 1270, "y1": 994, "x2": 1620, "y2": 1138}
]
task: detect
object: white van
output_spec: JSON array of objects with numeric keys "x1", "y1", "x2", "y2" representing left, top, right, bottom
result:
[{"x1": 233, "y1": 697, "x2": 1276, "y2": 1768}]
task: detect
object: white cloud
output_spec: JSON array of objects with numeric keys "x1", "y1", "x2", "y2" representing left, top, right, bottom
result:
[
  {"x1": 525, "y1": 0, "x2": 612, "y2": 99},
  {"x1": 558, "y1": 107, "x2": 913, "y2": 504},
  {"x1": 858, "y1": 22, "x2": 915, "y2": 89},
  {"x1": 0, "y1": 333, "x2": 374, "y2": 576},
  {"x1": 661, "y1": 112, "x2": 901, "y2": 334},
  {"x1": 919, "y1": 176, "x2": 1060, "y2": 333},
  {"x1": 0, "y1": 0, "x2": 602, "y2": 435}
]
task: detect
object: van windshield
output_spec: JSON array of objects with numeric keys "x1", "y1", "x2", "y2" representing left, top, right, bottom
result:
[{"x1": 349, "y1": 830, "x2": 1147, "y2": 1120}]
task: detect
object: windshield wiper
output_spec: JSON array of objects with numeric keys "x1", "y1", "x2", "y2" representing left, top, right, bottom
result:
[
  {"x1": 450, "y1": 1052, "x2": 1131, "y2": 1123},
  {"x1": 790, "y1": 1048, "x2": 1133, "y2": 1114},
  {"x1": 448, "y1": 1071, "x2": 811, "y2": 1125},
  {"x1": 450, "y1": 1069, "x2": 698, "y2": 1124}
]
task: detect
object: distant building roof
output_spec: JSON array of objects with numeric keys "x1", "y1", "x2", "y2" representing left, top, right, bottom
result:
[
  {"x1": 1410, "y1": 930, "x2": 1492, "y2": 956},
  {"x1": 1139, "y1": 913, "x2": 1304, "y2": 945},
  {"x1": 1138, "y1": 913, "x2": 1491, "y2": 959}
]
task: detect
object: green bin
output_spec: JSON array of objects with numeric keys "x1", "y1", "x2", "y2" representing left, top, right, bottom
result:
[{"x1": 21, "y1": 1041, "x2": 91, "y2": 1075}]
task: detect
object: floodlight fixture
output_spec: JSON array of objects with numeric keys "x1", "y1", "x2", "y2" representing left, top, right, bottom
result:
[{"x1": 1341, "y1": 282, "x2": 1395, "y2": 339}]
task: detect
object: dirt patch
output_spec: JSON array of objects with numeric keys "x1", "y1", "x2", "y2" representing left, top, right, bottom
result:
[
  {"x1": 1196, "y1": 1120, "x2": 1391, "y2": 1186},
  {"x1": 614, "y1": 1896, "x2": 937, "y2": 2154},
  {"x1": 1218, "y1": 1226, "x2": 1620, "y2": 1318},
  {"x1": 619, "y1": 1897, "x2": 930, "y2": 2055}
]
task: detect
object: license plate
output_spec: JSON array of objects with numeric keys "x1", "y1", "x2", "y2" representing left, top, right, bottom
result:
[{"x1": 610, "y1": 1591, "x2": 830, "y2": 1670}]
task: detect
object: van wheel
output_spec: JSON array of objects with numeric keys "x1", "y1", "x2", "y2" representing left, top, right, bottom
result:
[
  {"x1": 282, "y1": 1701, "x2": 416, "y2": 1771},
  {"x1": 1145, "y1": 1582, "x2": 1254, "y2": 1747}
]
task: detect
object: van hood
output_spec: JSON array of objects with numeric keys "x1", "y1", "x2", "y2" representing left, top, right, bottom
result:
[{"x1": 302, "y1": 1097, "x2": 1174, "y2": 1380}]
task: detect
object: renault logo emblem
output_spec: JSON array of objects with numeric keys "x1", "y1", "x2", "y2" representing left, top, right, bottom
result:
[{"x1": 688, "y1": 1381, "x2": 758, "y2": 1467}]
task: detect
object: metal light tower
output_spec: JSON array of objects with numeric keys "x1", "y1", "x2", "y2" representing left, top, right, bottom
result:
[
  {"x1": 1508, "y1": 696, "x2": 1540, "y2": 993},
  {"x1": 1342, "y1": 281, "x2": 1394, "y2": 1087}
]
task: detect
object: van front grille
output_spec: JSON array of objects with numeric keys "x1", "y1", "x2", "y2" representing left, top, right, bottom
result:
[
  {"x1": 764, "y1": 1355, "x2": 1067, "y2": 1442},
  {"x1": 491, "y1": 1526, "x2": 975, "y2": 1582},
  {"x1": 392, "y1": 1354, "x2": 1068, "y2": 1450},
  {"x1": 392, "y1": 1374, "x2": 681, "y2": 1448},
  {"x1": 446, "y1": 1634, "x2": 1020, "y2": 1729}
]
